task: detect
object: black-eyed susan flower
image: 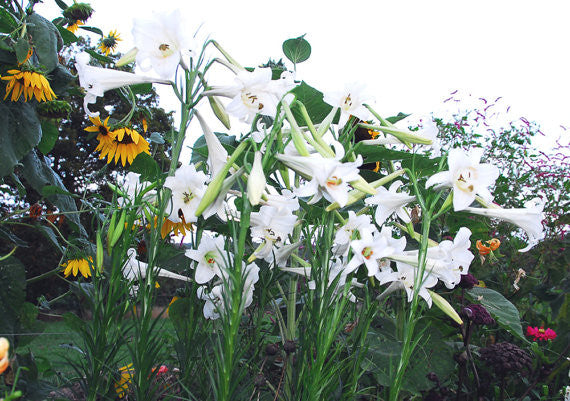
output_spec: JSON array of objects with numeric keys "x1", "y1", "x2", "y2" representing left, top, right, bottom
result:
[
  {"x1": 99, "y1": 127, "x2": 150, "y2": 167},
  {"x1": 98, "y1": 30, "x2": 121, "y2": 56},
  {"x1": 62, "y1": 257, "x2": 93, "y2": 278},
  {"x1": 84, "y1": 116, "x2": 114, "y2": 152},
  {"x1": 1, "y1": 69, "x2": 56, "y2": 102}
]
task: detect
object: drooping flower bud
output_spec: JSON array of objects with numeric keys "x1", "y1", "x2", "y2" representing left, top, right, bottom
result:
[{"x1": 461, "y1": 304, "x2": 495, "y2": 326}]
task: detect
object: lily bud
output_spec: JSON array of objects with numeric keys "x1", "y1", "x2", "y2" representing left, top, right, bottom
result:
[
  {"x1": 247, "y1": 152, "x2": 266, "y2": 206},
  {"x1": 116, "y1": 47, "x2": 139, "y2": 67},
  {"x1": 208, "y1": 95, "x2": 231, "y2": 130},
  {"x1": 428, "y1": 290, "x2": 463, "y2": 325},
  {"x1": 196, "y1": 110, "x2": 229, "y2": 176}
]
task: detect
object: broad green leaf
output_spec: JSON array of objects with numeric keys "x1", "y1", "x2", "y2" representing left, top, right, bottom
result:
[
  {"x1": 0, "y1": 226, "x2": 29, "y2": 247},
  {"x1": 190, "y1": 132, "x2": 238, "y2": 166},
  {"x1": 129, "y1": 152, "x2": 162, "y2": 182},
  {"x1": 0, "y1": 256, "x2": 26, "y2": 342},
  {"x1": 55, "y1": 24, "x2": 78, "y2": 45},
  {"x1": 386, "y1": 112, "x2": 411, "y2": 124},
  {"x1": 0, "y1": 7, "x2": 18, "y2": 33},
  {"x1": 14, "y1": 37, "x2": 30, "y2": 64},
  {"x1": 0, "y1": 48, "x2": 16, "y2": 64},
  {"x1": 130, "y1": 83, "x2": 153, "y2": 95},
  {"x1": 21, "y1": 150, "x2": 86, "y2": 237},
  {"x1": 36, "y1": 225, "x2": 64, "y2": 253},
  {"x1": 467, "y1": 286, "x2": 526, "y2": 341},
  {"x1": 290, "y1": 81, "x2": 333, "y2": 125},
  {"x1": 26, "y1": 13, "x2": 62, "y2": 73},
  {"x1": 282, "y1": 35, "x2": 311, "y2": 64},
  {"x1": 148, "y1": 132, "x2": 165, "y2": 144},
  {"x1": 16, "y1": 302, "x2": 45, "y2": 347},
  {"x1": 0, "y1": 102, "x2": 42, "y2": 177},
  {"x1": 37, "y1": 120, "x2": 59, "y2": 154}
]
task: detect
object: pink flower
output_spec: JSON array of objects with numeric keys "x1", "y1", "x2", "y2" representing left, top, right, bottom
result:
[{"x1": 526, "y1": 326, "x2": 557, "y2": 341}]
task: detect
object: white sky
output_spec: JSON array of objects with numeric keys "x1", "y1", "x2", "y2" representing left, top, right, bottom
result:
[{"x1": 37, "y1": 0, "x2": 570, "y2": 150}]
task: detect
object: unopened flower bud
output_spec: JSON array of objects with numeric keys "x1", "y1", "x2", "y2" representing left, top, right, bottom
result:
[
  {"x1": 283, "y1": 340, "x2": 296, "y2": 354},
  {"x1": 247, "y1": 151, "x2": 265, "y2": 206},
  {"x1": 265, "y1": 343, "x2": 279, "y2": 356}
]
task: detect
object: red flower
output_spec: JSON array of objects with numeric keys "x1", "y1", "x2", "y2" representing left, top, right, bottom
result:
[{"x1": 526, "y1": 326, "x2": 557, "y2": 341}]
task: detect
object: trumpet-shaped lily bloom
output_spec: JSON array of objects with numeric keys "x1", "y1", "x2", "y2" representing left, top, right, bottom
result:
[
  {"x1": 132, "y1": 10, "x2": 194, "y2": 79},
  {"x1": 378, "y1": 262, "x2": 438, "y2": 307},
  {"x1": 277, "y1": 153, "x2": 363, "y2": 207},
  {"x1": 323, "y1": 82, "x2": 372, "y2": 128},
  {"x1": 196, "y1": 111, "x2": 228, "y2": 176},
  {"x1": 197, "y1": 262, "x2": 260, "y2": 319},
  {"x1": 464, "y1": 198, "x2": 545, "y2": 252},
  {"x1": 75, "y1": 52, "x2": 170, "y2": 117},
  {"x1": 185, "y1": 234, "x2": 227, "y2": 284},
  {"x1": 164, "y1": 165, "x2": 209, "y2": 224},
  {"x1": 346, "y1": 227, "x2": 397, "y2": 276},
  {"x1": 365, "y1": 180, "x2": 415, "y2": 226},
  {"x1": 333, "y1": 211, "x2": 374, "y2": 256},
  {"x1": 426, "y1": 148, "x2": 499, "y2": 211},
  {"x1": 205, "y1": 68, "x2": 288, "y2": 123},
  {"x1": 250, "y1": 204, "x2": 297, "y2": 247}
]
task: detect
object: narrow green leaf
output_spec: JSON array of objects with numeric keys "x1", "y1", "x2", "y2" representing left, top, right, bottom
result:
[
  {"x1": 55, "y1": 24, "x2": 78, "y2": 45},
  {"x1": 54, "y1": 0, "x2": 69, "y2": 10},
  {"x1": 79, "y1": 25, "x2": 103, "y2": 36},
  {"x1": 282, "y1": 34, "x2": 311, "y2": 64},
  {"x1": 0, "y1": 7, "x2": 18, "y2": 33},
  {"x1": 85, "y1": 48, "x2": 112, "y2": 64}
]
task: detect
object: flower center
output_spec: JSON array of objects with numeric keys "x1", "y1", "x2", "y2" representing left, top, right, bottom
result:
[
  {"x1": 241, "y1": 91, "x2": 264, "y2": 111},
  {"x1": 361, "y1": 247, "x2": 374, "y2": 259},
  {"x1": 158, "y1": 43, "x2": 174, "y2": 57},
  {"x1": 204, "y1": 251, "x2": 217, "y2": 266},
  {"x1": 455, "y1": 167, "x2": 477, "y2": 193},
  {"x1": 182, "y1": 191, "x2": 195, "y2": 204},
  {"x1": 342, "y1": 94, "x2": 353, "y2": 111},
  {"x1": 326, "y1": 176, "x2": 342, "y2": 188}
]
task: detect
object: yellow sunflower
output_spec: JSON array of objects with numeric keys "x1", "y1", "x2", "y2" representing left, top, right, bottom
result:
[
  {"x1": 98, "y1": 30, "x2": 122, "y2": 56},
  {"x1": 62, "y1": 257, "x2": 93, "y2": 278},
  {"x1": 100, "y1": 127, "x2": 150, "y2": 167},
  {"x1": 1, "y1": 69, "x2": 56, "y2": 102},
  {"x1": 85, "y1": 116, "x2": 115, "y2": 152},
  {"x1": 66, "y1": 20, "x2": 84, "y2": 33},
  {"x1": 160, "y1": 216, "x2": 193, "y2": 239}
]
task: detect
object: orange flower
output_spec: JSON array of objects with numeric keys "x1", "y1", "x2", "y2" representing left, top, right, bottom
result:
[
  {"x1": 160, "y1": 216, "x2": 193, "y2": 239},
  {"x1": 0, "y1": 337, "x2": 10, "y2": 375},
  {"x1": 477, "y1": 238, "x2": 501, "y2": 256},
  {"x1": 476, "y1": 240, "x2": 491, "y2": 256},
  {"x1": 487, "y1": 238, "x2": 501, "y2": 251}
]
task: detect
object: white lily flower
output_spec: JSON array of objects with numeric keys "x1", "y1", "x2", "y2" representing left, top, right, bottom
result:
[
  {"x1": 426, "y1": 148, "x2": 500, "y2": 211},
  {"x1": 416, "y1": 119, "x2": 442, "y2": 157},
  {"x1": 277, "y1": 153, "x2": 363, "y2": 207},
  {"x1": 197, "y1": 262, "x2": 260, "y2": 320},
  {"x1": 346, "y1": 227, "x2": 396, "y2": 276},
  {"x1": 132, "y1": 9, "x2": 195, "y2": 79},
  {"x1": 164, "y1": 165, "x2": 209, "y2": 224},
  {"x1": 205, "y1": 68, "x2": 282, "y2": 123},
  {"x1": 250, "y1": 205, "x2": 297, "y2": 248},
  {"x1": 263, "y1": 241, "x2": 302, "y2": 268},
  {"x1": 185, "y1": 234, "x2": 227, "y2": 284},
  {"x1": 464, "y1": 198, "x2": 545, "y2": 252},
  {"x1": 323, "y1": 82, "x2": 372, "y2": 128},
  {"x1": 333, "y1": 211, "x2": 374, "y2": 257},
  {"x1": 196, "y1": 111, "x2": 228, "y2": 177},
  {"x1": 123, "y1": 248, "x2": 191, "y2": 296},
  {"x1": 264, "y1": 189, "x2": 300, "y2": 213},
  {"x1": 117, "y1": 172, "x2": 156, "y2": 207},
  {"x1": 75, "y1": 52, "x2": 170, "y2": 117},
  {"x1": 365, "y1": 180, "x2": 416, "y2": 226},
  {"x1": 247, "y1": 152, "x2": 266, "y2": 206},
  {"x1": 389, "y1": 227, "x2": 474, "y2": 289},
  {"x1": 378, "y1": 262, "x2": 438, "y2": 307}
]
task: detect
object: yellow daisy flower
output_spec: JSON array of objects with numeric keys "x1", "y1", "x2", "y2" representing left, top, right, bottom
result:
[
  {"x1": 66, "y1": 20, "x2": 84, "y2": 33},
  {"x1": 98, "y1": 30, "x2": 122, "y2": 56},
  {"x1": 62, "y1": 257, "x2": 93, "y2": 278},
  {"x1": 84, "y1": 116, "x2": 115, "y2": 152},
  {"x1": 1, "y1": 69, "x2": 56, "y2": 102},
  {"x1": 100, "y1": 127, "x2": 150, "y2": 167}
]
